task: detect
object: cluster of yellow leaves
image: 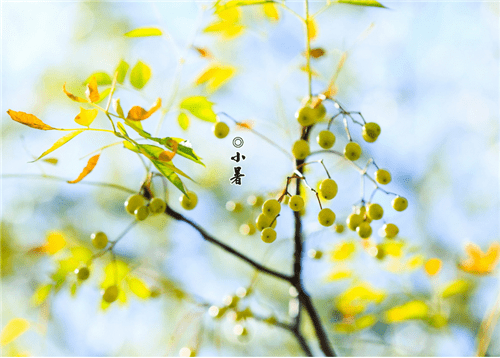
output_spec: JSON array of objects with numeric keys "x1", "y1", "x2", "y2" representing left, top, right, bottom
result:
[
  {"x1": 195, "y1": 63, "x2": 236, "y2": 93},
  {"x1": 384, "y1": 300, "x2": 429, "y2": 323},
  {"x1": 204, "y1": 7, "x2": 244, "y2": 39},
  {"x1": 459, "y1": 242, "x2": 500, "y2": 275},
  {"x1": 336, "y1": 283, "x2": 386, "y2": 316}
]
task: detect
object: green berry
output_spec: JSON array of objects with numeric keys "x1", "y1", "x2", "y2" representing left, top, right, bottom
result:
[
  {"x1": 91, "y1": 231, "x2": 108, "y2": 249},
  {"x1": 180, "y1": 191, "x2": 198, "y2": 210},
  {"x1": 296, "y1": 104, "x2": 326, "y2": 127},
  {"x1": 376, "y1": 245, "x2": 386, "y2": 260},
  {"x1": 75, "y1": 266, "x2": 90, "y2": 281},
  {"x1": 375, "y1": 169, "x2": 391, "y2": 185},
  {"x1": 289, "y1": 195, "x2": 304, "y2": 212},
  {"x1": 356, "y1": 222, "x2": 372, "y2": 239},
  {"x1": 213, "y1": 121, "x2": 229, "y2": 139},
  {"x1": 318, "y1": 208, "x2": 335, "y2": 227},
  {"x1": 344, "y1": 142, "x2": 362, "y2": 161},
  {"x1": 125, "y1": 194, "x2": 145, "y2": 215},
  {"x1": 150, "y1": 288, "x2": 161, "y2": 298},
  {"x1": 362, "y1": 122, "x2": 381, "y2": 143},
  {"x1": 317, "y1": 130, "x2": 336, "y2": 149},
  {"x1": 292, "y1": 139, "x2": 310, "y2": 160},
  {"x1": 383, "y1": 223, "x2": 399, "y2": 238},
  {"x1": 239, "y1": 223, "x2": 256, "y2": 236},
  {"x1": 346, "y1": 213, "x2": 363, "y2": 231},
  {"x1": 308, "y1": 249, "x2": 323, "y2": 259},
  {"x1": 134, "y1": 205, "x2": 149, "y2": 221},
  {"x1": 319, "y1": 178, "x2": 338, "y2": 200},
  {"x1": 261, "y1": 227, "x2": 277, "y2": 243},
  {"x1": 103, "y1": 285, "x2": 119, "y2": 303},
  {"x1": 247, "y1": 195, "x2": 263, "y2": 207},
  {"x1": 226, "y1": 201, "x2": 243, "y2": 212},
  {"x1": 334, "y1": 224, "x2": 344, "y2": 233},
  {"x1": 392, "y1": 196, "x2": 408, "y2": 211},
  {"x1": 367, "y1": 203, "x2": 384, "y2": 220},
  {"x1": 255, "y1": 213, "x2": 277, "y2": 231},
  {"x1": 149, "y1": 197, "x2": 166, "y2": 215},
  {"x1": 262, "y1": 199, "x2": 281, "y2": 217}
]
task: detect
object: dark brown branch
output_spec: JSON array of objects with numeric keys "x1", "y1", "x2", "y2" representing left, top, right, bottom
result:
[
  {"x1": 292, "y1": 328, "x2": 314, "y2": 357},
  {"x1": 165, "y1": 205, "x2": 292, "y2": 282}
]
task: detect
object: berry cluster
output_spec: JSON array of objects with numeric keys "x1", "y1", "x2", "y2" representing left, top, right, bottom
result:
[{"x1": 124, "y1": 194, "x2": 167, "y2": 221}]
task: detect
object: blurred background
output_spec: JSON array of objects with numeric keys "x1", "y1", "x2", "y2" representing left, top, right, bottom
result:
[{"x1": 1, "y1": 1, "x2": 499, "y2": 356}]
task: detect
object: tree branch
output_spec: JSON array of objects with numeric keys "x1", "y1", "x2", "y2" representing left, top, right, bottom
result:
[{"x1": 165, "y1": 205, "x2": 292, "y2": 282}]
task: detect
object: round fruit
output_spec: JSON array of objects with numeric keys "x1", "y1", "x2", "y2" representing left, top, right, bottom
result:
[
  {"x1": 256, "y1": 213, "x2": 277, "y2": 231},
  {"x1": 392, "y1": 196, "x2": 408, "y2": 211},
  {"x1": 134, "y1": 205, "x2": 149, "y2": 221},
  {"x1": 239, "y1": 223, "x2": 256, "y2": 236},
  {"x1": 247, "y1": 195, "x2": 263, "y2": 207},
  {"x1": 289, "y1": 195, "x2": 305, "y2": 212},
  {"x1": 367, "y1": 203, "x2": 384, "y2": 220},
  {"x1": 375, "y1": 169, "x2": 391, "y2": 185},
  {"x1": 124, "y1": 194, "x2": 145, "y2": 215},
  {"x1": 292, "y1": 140, "x2": 310, "y2": 160},
  {"x1": 75, "y1": 266, "x2": 90, "y2": 281},
  {"x1": 226, "y1": 201, "x2": 243, "y2": 212},
  {"x1": 346, "y1": 213, "x2": 363, "y2": 231},
  {"x1": 318, "y1": 208, "x2": 335, "y2": 227},
  {"x1": 150, "y1": 288, "x2": 161, "y2": 298},
  {"x1": 296, "y1": 104, "x2": 326, "y2": 127},
  {"x1": 356, "y1": 222, "x2": 372, "y2": 239},
  {"x1": 317, "y1": 130, "x2": 336, "y2": 149},
  {"x1": 308, "y1": 249, "x2": 323, "y2": 259},
  {"x1": 103, "y1": 285, "x2": 119, "y2": 303},
  {"x1": 213, "y1": 121, "x2": 229, "y2": 139},
  {"x1": 262, "y1": 199, "x2": 281, "y2": 217},
  {"x1": 319, "y1": 178, "x2": 338, "y2": 200},
  {"x1": 149, "y1": 197, "x2": 166, "y2": 215},
  {"x1": 334, "y1": 224, "x2": 344, "y2": 233},
  {"x1": 180, "y1": 191, "x2": 198, "y2": 210},
  {"x1": 261, "y1": 227, "x2": 277, "y2": 243},
  {"x1": 376, "y1": 245, "x2": 386, "y2": 260},
  {"x1": 91, "y1": 231, "x2": 108, "y2": 249},
  {"x1": 362, "y1": 122, "x2": 381, "y2": 143},
  {"x1": 383, "y1": 223, "x2": 399, "y2": 238},
  {"x1": 344, "y1": 142, "x2": 362, "y2": 161}
]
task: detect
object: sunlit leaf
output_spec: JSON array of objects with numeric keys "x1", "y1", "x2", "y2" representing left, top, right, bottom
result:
[
  {"x1": 45, "y1": 231, "x2": 66, "y2": 254},
  {"x1": 0, "y1": 318, "x2": 30, "y2": 346},
  {"x1": 216, "y1": 0, "x2": 267, "y2": 12},
  {"x1": 179, "y1": 96, "x2": 217, "y2": 123},
  {"x1": 193, "y1": 46, "x2": 213, "y2": 59},
  {"x1": 178, "y1": 112, "x2": 190, "y2": 130},
  {"x1": 95, "y1": 88, "x2": 111, "y2": 104},
  {"x1": 117, "y1": 122, "x2": 128, "y2": 137},
  {"x1": 425, "y1": 258, "x2": 442, "y2": 276},
  {"x1": 67, "y1": 154, "x2": 100, "y2": 184},
  {"x1": 63, "y1": 83, "x2": 87, "y2": 103},
  {"x1": 441, "y1": 279, "x2": 471, "y2": 298},
  {"x1": 331, "y1": 241, "x2": 356, "y2": 261},
  {"x1": 115, "y1": 60, "x2": 130, "y2": 84},
  {"x1": 42, "y1": 158, "x2": 58, "y2": 165},
  {"x1": 459, "y1": 242, "x2": 500, "y2": 275},
  {"x1": 384, "y1": 300, "x2": 429, "y2": 323},
  {"x1": 326, "y1": 269, "x2": 352, "y2": 281},
  {"x1": 151, "y1": 159, "x2": 186, "y2": 194},
  {"x1": 30, "y1": 130, "x2": 84, "y2": 163},
  {"x1": 379, "y1": 240, "x2": 404, "y2": 257},
  {"x1": 158, "y1": 139, "x2": 178, "y2": 162},
  {"x1": 127, "y1": 98, "x2": 161, "y2": 121},
  {"x1": 406, "y1": 254, "x2": 424, "y2": 271},
  {"x1": 336, "y1": 283, "x2": 385, "y2": 315},
  {"x1": 85, "y1": 76, "x2": 100, "y2": 103},
  {"x1": 84, "y1": 72, "x2": 112, "y2": 86},
  {"x1": 196, "y1": 63, "x2": 236, "y2": 92},
  {"x1": 7, "y1": 110, "x2": 55, "y2": 130},
  {"x1": 355, "y1": 314, "x2": 377, "y2": 330},
  {"x1": 130, "y1": 61, "x2": 152, "y2": 90},
  {"x1": 309, "y1": 48, "x2": 326, "y2": 59},
  {"x1": 307, "y1": 16, "x2": 317, "y2": 41},
  {"x1": 74, "y1": 107, "x2": 98, "y2": 127},
  {"x1": 124, "y1": 27, "x2": 162, "y2": 37},
  {"x1": 263, "y1": 2, "x2": 279, "y2": 21},
  {"x1": 101, "y1": 260, "x2": 130, "y2": 289},
  {"x1": 31, "y1": 284, "x2": 52, "y2": 306},
  {"x1": 337, "y1": 0, "x2": 386, "y2": 8},
  {"x1": 127, "y1": 277, "x2": 150, "y2": 299},
  {"x1": 300, "y1": 64, "x2": 319, "y2": 77},
  {"x1": 204, "y1": 21, "x2": 244, "y2": 39},
  {"x1": 113, "y1": 98, "x2": 125, "y2": 118}
]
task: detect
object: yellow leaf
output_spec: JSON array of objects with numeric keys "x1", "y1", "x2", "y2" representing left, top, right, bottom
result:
[
  {"x1": 331, "y1": 241, "x2": 356, "y2": 261},
  {"x1": 45, "y1": 231, "x2": 66, "y2": 255},
  {"x1": 67, "y1": 154, "x2": 100, "y2": 184},
  {"x1": 124, "y1": 27, "x2": 162, "y2": 37},
  {"x1": 63, "y1": 83, "x2": 87, "y2": 103},
  {"x1": 126, "y1": 98, "x2": 162, "y2": 121},
  {"x1": 196, "y1": 63, "x2": 235, "y2": 92},
  {"x1": 337, "y1": 283, "x2": 385, "y2": 315},
  {"x1": 355, "y1": 314, "x2": 377, "y2": 330},
  {"x1": 425, "y1": 258, "x2": 442, "y2": 276},
  {"x1": 204, "y1": 21, "x2": 244, "y2": 39},
  {"x1": 42, "y1": 158, "x2": 58, "y2": 165},
  {"x1": 309, "y1": 48, "x2": 326, "y2": 59},
  {"x1": 459, "y1": 242, "x2": 500, "y2": 275},
  {"x1": 118, "y1": 283, "x2": 128, "y2": 304},
  {"x1": 71, "y1": 246, "x2": 92, "y2": 262},
  {"x1": 441, "y1": 279, "x2": 471, "y2": 298},
  {"x1": 85, "y1": 76, "x2": 100, "y2": 103},
  {"x1": 101, "y1": 260, "x2": 130, "y2": 288},
  {"x1": 217, "y1": 6, "x2": 241, "y2": 22},
  {"x1": 299, "y1": 65, "x2": 319, "y2": 78},
  {"x1": 0, "y1": 318, "x2": 30, "y2": 346},
  {"x1": 380, "y1": 240, "x2": 404, "y2": 257},
  {"x1": 307, "y1": 16, "x2": 317, "y2": 42},
  {"x1": 74, "y1": 107, "x2": 98, "y2": 127},
  {"x1": 7, "y1": 110, "x2": 55, "y2": 130},
  {"x1": 30, "y1": 130, "x2": 84, "y2": 163},
  {"x1": 127, "y1": 277, "x2": 150, "y2": 299},
  {"x1": 178, "y1": 112, "x2": 190, "y2": 130},
  {"x1": 326, "y1": 269, "x2": 352, "y2": 281},
  {"x1": 406, "y1": 254, "x2": 424, "y2": 271},
  {"x1": 263, "y1": 3, "x2": 279, "y2": 21},
  {"x1": 31, "y1": 284, "x2": 52, "y2": 306},
  {"x1": 113, "y1": 98, "x2": 125, "y2": 118},
  {"x1": 384, "y1": 300, "x2": 429, "y2": 323},
  {"x1": 130, "y1": 60, "x2": 152, "y2": 90}
]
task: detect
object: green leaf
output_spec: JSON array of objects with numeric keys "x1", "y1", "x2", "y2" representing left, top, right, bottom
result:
[
  {"x1": 151, "y1": 159, "x2": 186, "y2": 194},
  {"x1": 31, "y1": 283, "x2": 52, "y2": 306},
  {"x1": 136, "y1": 144, "x2": 193, "y2": 180},
  {"x1": 441, "y1": 279, "x2": 471, "y2": 298},
  {"x1": 179, "y1": 96, "x2": 217, "y2": 123},
  {"x1": 124, "y1": 27, "x2": 162, "y2": 37},
  {"x1": 337, "y1": 0, "x2": 386, "y2": 8},
  {"x1": 95, "y1": 88, "x2": 111, "y2": 104},
  {"x1": 84, "y1": 72, "x2": 112, "y2": 86},
  {"x1": 30, "y1": 130, "x2": 85, "y2": 162},
  {"x1": 115, "y1": 60, "x2": 130, "y2": 84},
  {"x1": 178, "y1": 112, "x2": 190, "y2": 130},
  {"x1": 117, "y1": 122, "x2": 129, "y2": 137},
  {"x1": 215, "y1": 0, "x2": 268, "y2": 12},
  {"x1": 130, "y1": 61, "x2": 152, "y2": 90}
]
